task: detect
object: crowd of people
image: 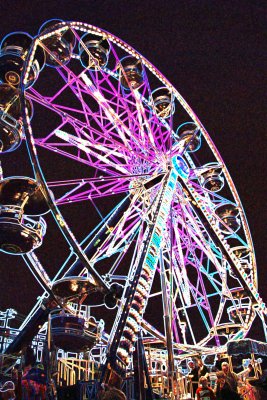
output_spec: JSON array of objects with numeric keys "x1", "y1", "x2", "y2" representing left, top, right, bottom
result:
[
  {"x1": 0, "y1": 344, "x2": 128, "y2": 400},
  {"x1": 0, "y1": 345, "x2": 263, "y2": 400},
  {"x1": 187, "y1": 357, "x2": 259, "y2": 400}
]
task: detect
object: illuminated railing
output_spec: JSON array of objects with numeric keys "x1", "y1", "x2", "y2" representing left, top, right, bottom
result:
[{"x1": 57, "y1": 358, "x2": 100, "y2": 386}]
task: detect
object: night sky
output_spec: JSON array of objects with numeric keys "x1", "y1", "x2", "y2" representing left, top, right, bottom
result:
[{"x1": 0, "y1": 1, "x2": 266, "y2": 341}]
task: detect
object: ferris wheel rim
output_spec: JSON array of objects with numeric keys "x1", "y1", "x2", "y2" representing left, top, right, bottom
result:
[{"x1": 11, "y1": 20, "x2": 262, "y2": 353}]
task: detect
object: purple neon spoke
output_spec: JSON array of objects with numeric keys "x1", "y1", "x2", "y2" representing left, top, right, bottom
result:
[
  {"x1": 56, "y1": 185, "x2": 130, "y2": 205},
  {"x1": 30, "y1": 79, "x2": 162, "y2": 173},
  {"x1": 168, "y1": 192, "x2": 223, "y2": 343},
  {"x1": 57, "y1": 182, "x2": 121, "y2": 201},
  {"x1": 33, "y1": 69, "x2": 172, "y2": 181},
  {"x1": 172, "y1": 307, "x2": 182, "y2": 344},
  {"x1": 42, "y1": 30, "x2": 172, "y2": 158},
  {"x1": 56, "y1": 66, "x2": 157, "y2": 157},
  {"x1": 47, "y1": 172, "x2": 151, "y2": 187}
]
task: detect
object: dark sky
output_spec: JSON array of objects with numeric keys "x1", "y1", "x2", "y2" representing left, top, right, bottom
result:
[{"x1": 0, "y1": 1, "x2": 266, "y2": 340}]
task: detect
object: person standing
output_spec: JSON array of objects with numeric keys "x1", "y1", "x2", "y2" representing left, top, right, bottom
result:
[
  {"x1": 215, "y1": 371, "x2": 240, "y2": 400},
  {"x1": 187, "y1": 359, "x2": 199, "y2": 398},
  {"x1": 221, "y1": 361, "x2": 239, "y2": 392}
]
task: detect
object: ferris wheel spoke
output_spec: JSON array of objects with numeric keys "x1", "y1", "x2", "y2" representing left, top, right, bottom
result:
[
  {"x1": 90, "y1": 195, "x2": 144, "y2": 265},
  {"x1": 91, "y1": 217, "x2": 140, "y2": 266},
  {"x1": 22, "y1": 252, "x2": 53, "y2": 292},
  {"x1": 161, "y1": 250, "x2": 216, "y2": 346},
  {"x1": 29, "y1": 38, "x2": 173, "y2": 170},
  {"x1": 60, "y1": 37, "x2": 173, "y2": 157},
  {"x1": 167, "y1": 197, "x2": 232, "y2": 345},
  {"x1": 57, "y1": 65, "x2": 158, "y2": 159},
  {"x1": 29, "y1": 90, "x2": 159, "y2": 175},
  {"x1": 177, "y1": 180, "x2": 266, "y2": 340},
  {"x1": 172, "y1": 197, "x2": 222, "y2": 272},
  {"x1": 180, "y1": 180, "x2": 257, "y2": 291},
  {"x1": 47, "y1": 174, "x2": 150, "y2": 205}
]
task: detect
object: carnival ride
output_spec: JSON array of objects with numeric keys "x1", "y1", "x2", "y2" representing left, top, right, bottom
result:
[{"x1": 0, "y1": 19, "x2": 266, "y2": 398}]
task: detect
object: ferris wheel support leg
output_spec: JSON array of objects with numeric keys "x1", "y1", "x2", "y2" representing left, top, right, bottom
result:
[
  {"x1": 133, "y1": 331, "x2": 154, "y2": 399},
  {"x1": 256, "y1": 309, "x2": 267, "y2": 341},
  {"x1": 101, "y1": 170, "x2": 178, "y2": 384},
  {"x1": 159, "y1": 250, "x2": 176, "y2": 394}
]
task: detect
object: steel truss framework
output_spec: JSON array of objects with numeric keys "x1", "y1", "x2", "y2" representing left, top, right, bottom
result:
[{"x1": 0, "y1": 20, "x2": 266, "y2": 392}]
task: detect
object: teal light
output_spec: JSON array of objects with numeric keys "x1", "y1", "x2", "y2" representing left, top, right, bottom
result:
[{"x1": 172, "y1": 155, "x2": 189, "y2": 179}]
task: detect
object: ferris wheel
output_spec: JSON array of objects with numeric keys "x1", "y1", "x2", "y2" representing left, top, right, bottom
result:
[{"x1": 0, "y1": 19, "x2": 266, "y2": 385}]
